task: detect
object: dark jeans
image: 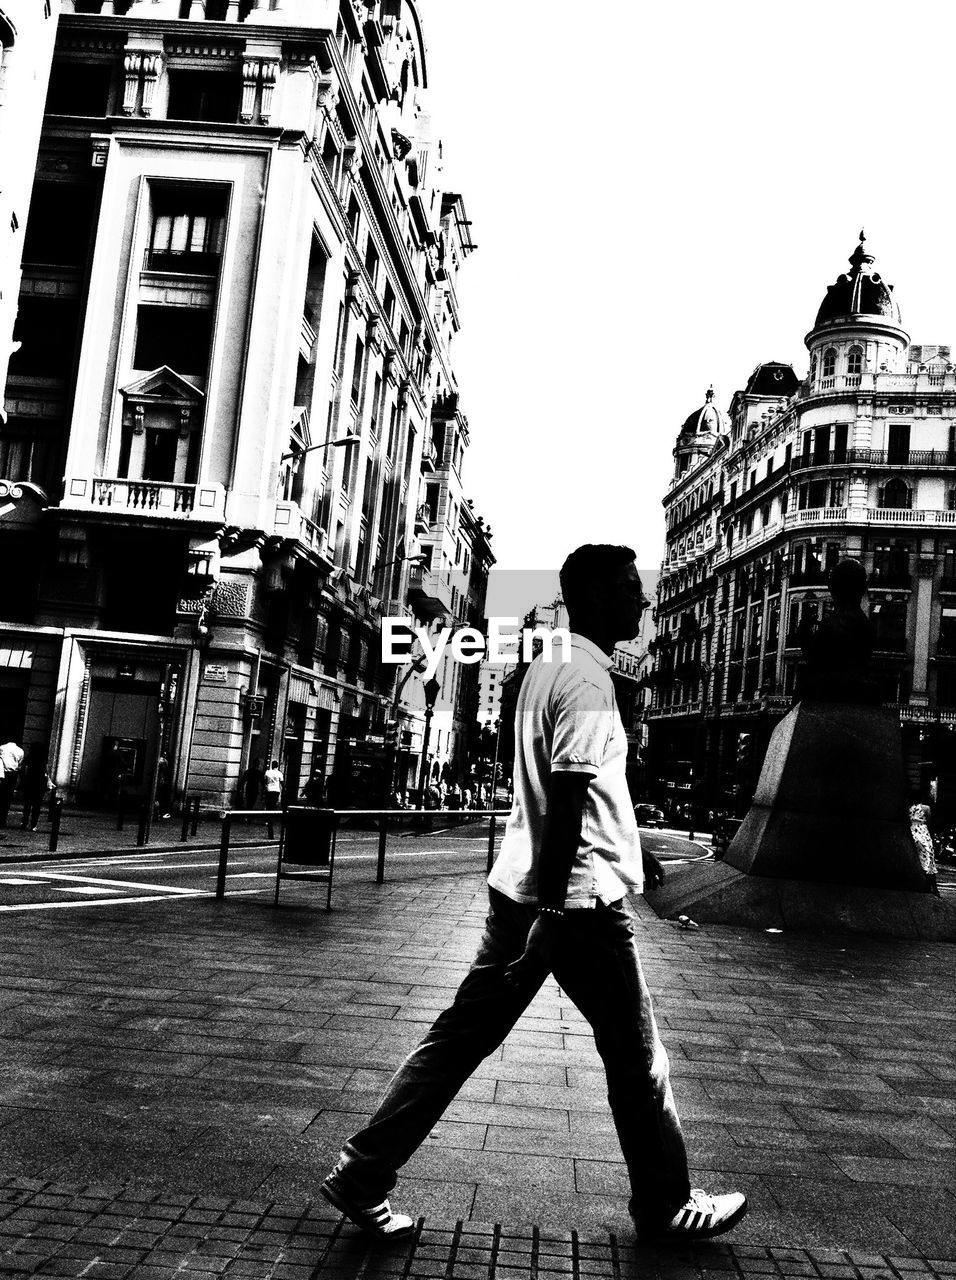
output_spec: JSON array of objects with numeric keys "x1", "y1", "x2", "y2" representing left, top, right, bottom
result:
[
  {"x1": 332, "y1": 888, "x2": 691, "y2": 1226},
  {"x1": 21, "y1": 791, "x2": 45, "y2": 830},
  {"x1": 0, "y1": 774, "x2": 16, "y2": 827}
]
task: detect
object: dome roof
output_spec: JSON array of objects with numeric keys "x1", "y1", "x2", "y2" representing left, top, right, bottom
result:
[
  {"x1": 679, "y1": 387, "x2": 728, "y2": 441},
  {"x1": 814, "y1": 232, "x2": 901, "y2": 327}
]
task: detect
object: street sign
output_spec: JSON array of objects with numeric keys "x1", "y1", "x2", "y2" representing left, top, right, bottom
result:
[{"x1": 203, "y1": 663, "x2": 229, "y2": 684}]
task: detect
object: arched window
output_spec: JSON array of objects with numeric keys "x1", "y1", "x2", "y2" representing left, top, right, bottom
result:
[
  {"x1": 809, "y1": 354, "x2": 817, "y2": 384},
  {"x1": 880, "y1": 478, "x2": 912, "y2": 510},
  {"x1": 847, "y1": 346, "x2": 864, "y2": 376},
  {"x1": 822, "y1": 348, "x2": 837, "y2": 379}
]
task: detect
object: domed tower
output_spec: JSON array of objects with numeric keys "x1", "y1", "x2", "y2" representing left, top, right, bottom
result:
[
  {"x1": 805, "y1": 232, "x2": 910, "y2": 392},
  {"x1": 675, "y1": 386, "x2": 728, "y2": 477}
]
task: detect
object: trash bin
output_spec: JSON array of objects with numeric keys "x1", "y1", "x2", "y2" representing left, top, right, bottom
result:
[{"x1": 282, "y1": 807, "x2": 336, "y2": 866}]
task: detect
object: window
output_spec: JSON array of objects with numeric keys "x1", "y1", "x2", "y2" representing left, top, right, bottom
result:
[
  {"x1": 9, "y1": 297, "x2": 81, "y2": 380},
  {"x1": 350, "y1": 336, "x2": 364, "y2": 404},
  {"x1": 0, "y1": 420, "x2": 61, "y2": 491},
  {"x1": 166, "y1": 70, "x2": 240, "y2": 123},
  {"x1": 833, "y1": 422, "x2": 848, "y2": 462},
  {"x1": 23, "y1": 183, "x2": 98, "y2": 267},
  {"x1": 847, "y1": 346, "x2": 863, "y2": 376},
  {"x1": 822, "y1": 348, "x2": 836, "y2": 379},
  {"x1": 321, "y1": 132, "x2": 339, "y2": 183},
  {"x1": 887, "y1": 421, "x2": 910, "y2": 464},
  {"x1": 880, "y1": 478, "x2": 912, "y2": 510},
  {"x1": 148, "y1": 186, "x2": 226, "y2": 274},
  {"x1": 869, "y1": 599, "x2": 908, "y2": 651},
  {"x1": 45, "y1": 60, "x2": 112, "y2": 115},
  {"x1": 134, "y1": 305, "x2": 213, "y2": 375}
]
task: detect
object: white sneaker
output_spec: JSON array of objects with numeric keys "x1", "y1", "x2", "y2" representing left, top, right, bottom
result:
[
  {"x1": 320, "y1": 1174, "x2": 415, "y2": 1240},
  {"x1": 639, "y1": 1188, "x2": 747, "y2": 1242}
]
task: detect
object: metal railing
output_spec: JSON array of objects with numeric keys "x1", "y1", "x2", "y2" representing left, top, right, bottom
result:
[{"x1": 215, "y1": 807, "x2": 510, "y2": 904}]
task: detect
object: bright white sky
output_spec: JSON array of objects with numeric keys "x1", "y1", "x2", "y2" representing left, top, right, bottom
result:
[{"x1": 416, "y1": 0, "x2": 956, "y2": 617}]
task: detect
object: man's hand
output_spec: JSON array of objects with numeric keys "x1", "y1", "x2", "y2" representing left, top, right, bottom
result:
[
  {"x1": 642, "y1": 849, "x2": 665, "y2": 892},
  {"x1": 503, "y1": 914, "x2": 562, "y2": 991}
]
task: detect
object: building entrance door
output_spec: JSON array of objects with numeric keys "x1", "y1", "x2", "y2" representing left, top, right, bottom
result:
[{"x1": 78, "y1": 671, "x2": 162, "y2": 804}]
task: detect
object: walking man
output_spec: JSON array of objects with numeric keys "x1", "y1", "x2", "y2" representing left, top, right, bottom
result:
[
  {"x1": 263, "y1": 758, "x2": 284, "y2": 838},
  {"x1": 321, "y1": 544, "x2": 747, "y2": 1242}
]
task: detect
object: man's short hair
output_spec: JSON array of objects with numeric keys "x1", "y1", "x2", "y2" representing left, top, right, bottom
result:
[{"x1": 560, "y1": 544, "x2": 636, "y2": 617}]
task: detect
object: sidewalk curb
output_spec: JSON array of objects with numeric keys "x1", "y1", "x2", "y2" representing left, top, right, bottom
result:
[{"x1": 0, "y1": 838, "x2": 276, "y2": 865}]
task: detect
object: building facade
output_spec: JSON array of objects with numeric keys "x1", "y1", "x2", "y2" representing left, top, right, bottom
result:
[
  {"x1": 0, "y1": 0, "x2": 59, "y2": 410},
  {"x1": 0, "y1": 0, "x2": 492, "y2": 810},
  {"x1": 647, "y1": 236, "x2": 956, "y2": 822}
]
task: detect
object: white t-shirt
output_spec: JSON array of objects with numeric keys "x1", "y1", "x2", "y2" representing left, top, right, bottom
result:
[
  {"x1": 264, "y1": 768, "x2": 284, "y2": 794},
  {"x1": 0, "y1": 743, "x2": 24, "y2": 773},
  {"x1": 488, "y1": 634, "x2": 643, "y2": 907}
]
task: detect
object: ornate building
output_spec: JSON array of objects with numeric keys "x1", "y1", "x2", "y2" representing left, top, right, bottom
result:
[
  {"x1": 0, "y1": 0, "x2": 493, "y2": 809},
  {"x1": 646, "y1": 236, "x2": 956, "y2": 822},
  {"x1": 0, "y1": 0, "x2": 59, "y2": 418}
]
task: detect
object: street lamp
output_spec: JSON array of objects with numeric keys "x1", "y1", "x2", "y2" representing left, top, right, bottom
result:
[
  {"x1": 415, "y1": 675, "x2": 441, "y2": 809},
  {"x1": 279, "y1": 434, "x2": 359, "y2": 465}
]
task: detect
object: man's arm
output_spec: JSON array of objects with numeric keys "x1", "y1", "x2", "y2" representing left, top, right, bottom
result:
[{"x1": 503, "y1": 771, "x2": 590, "y2": 989}]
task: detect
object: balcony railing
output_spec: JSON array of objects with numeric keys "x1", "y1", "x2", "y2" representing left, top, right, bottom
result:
[
  {"x1": 62, "y1": 476, "x2": 226, "y2": 520},
  {"x1": 143, "y1": 248, "x2": 221, "y2": 277},
  {"x1": 64, "y1": 0, "x2": 339, "y2": 23},
  {"x1": 273, "y1": 501, "x2": 331, "y2": 560},
  {"x1": 792, "y1": 448, "x2": 956, "y2": 470}
]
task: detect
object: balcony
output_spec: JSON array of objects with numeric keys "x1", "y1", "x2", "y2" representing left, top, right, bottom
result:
[
  {"x1": 792, "y1": 448, "x2": 956, "y2": 471},
  {"x1": 420, "y1": 438, "x2": 438, "y2": 472},
  {"x1": 407, "y1": 565, "x2": 453, "y2": 620},
  {"x1": 63, "y1": 0, "x2": 340, "y2": 24},
  {"x1": 414, "y1": 503, "x2": 433, "y2": 536},
  {"x1": 142, "y1": 248, "x2": 220, "y2": 278},
  {"x1": 62, "y1": 476, "x2": 226, "y2": 522},
  {"x1": 273, "y1": 501, "x2": 331, "y2": 563}
]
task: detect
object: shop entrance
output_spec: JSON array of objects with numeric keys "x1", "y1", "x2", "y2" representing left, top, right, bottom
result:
[{"x1": 78, "y1": 671, "x2": 162, "y2": 804}]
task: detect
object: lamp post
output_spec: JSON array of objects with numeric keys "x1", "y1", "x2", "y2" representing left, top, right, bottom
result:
[
  {"x1": 489, "y1": 716, "x2": 502, "y2": 809},
  {"x1": 279, "y1": 433, "x2": 359, "y2": 465},
  {"x1": 415, "y1": 676, "x2": 441, "y2": 808}
]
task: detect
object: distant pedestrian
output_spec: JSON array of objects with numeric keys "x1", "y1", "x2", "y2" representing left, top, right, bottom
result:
[
  {"x1": 303, "y1": 771, "x2": 326, "y2": 807},
  {"x1": 320, "y1": 543, "x2": 747, "y2": 1244},
  {"x1": 0, "y1": 740, "x2": 24, "y2": 828},
  {"x1": 241, "y1": 760, "x2": 263, "y2": 811},
  {"x1": 264, "y1": 759, "x2": 284, "y2": 838},
  {"x1": 909, "y1": 790, "x2": 939, "y2": 896},
  {"x1": 20, "y1": 747, "x2": 51, "y2": 832}
]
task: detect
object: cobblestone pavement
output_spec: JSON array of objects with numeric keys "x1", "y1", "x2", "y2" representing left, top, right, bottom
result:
[{"x1": 0, "y1": 868, "x2": 953, "y2": 1277}]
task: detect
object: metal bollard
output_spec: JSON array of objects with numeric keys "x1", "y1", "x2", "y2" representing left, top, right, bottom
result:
[
  {"x1": 190, "y1": 796, "x2": 200, "y2": 837},
  {"x1": 180, "y1": 797, "x2": 191, "y2": 843},
  {"x1": 136, "y1": 803, "x2": 148, "y2": 847},
  {"x1": 116, "y1": 790, "x2": 127, "y2": 831},
  {"x1": 215, "y1": 815, "x2": 231, "y2": 900},
  {"x1": 376, "y1": 813, "x2": 388, "y2": 884},
  {"x1": 48, "y1": 797, "x2": 63, "y2": 853},
  {"x1": 486, "y1": 813, "x2": 498, "y2": 873}
]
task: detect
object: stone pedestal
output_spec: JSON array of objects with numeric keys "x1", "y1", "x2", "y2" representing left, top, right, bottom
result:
[
  {"x1": 645, "y1": 700, "x2": 956, "y2": 942},
  {"x1": 724, "y1": 701, "x2": 925, "y2": 891}
]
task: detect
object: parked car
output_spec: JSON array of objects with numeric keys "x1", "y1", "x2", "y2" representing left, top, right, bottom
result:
[
  {"x1": 712, "y1": 816, "x2": 743, "y2": 860},
  {"x1": 634, "y1": 803, "x2": 666, "y2": 829}
]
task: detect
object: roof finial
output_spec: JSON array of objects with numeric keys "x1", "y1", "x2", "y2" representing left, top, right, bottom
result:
[
  {"x1": 705, "y1": 385, "x2": 714, "y2": 403},
  {"x1": 849, "y1": 229, "x2": 874, "y2": 272}
]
